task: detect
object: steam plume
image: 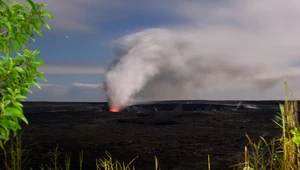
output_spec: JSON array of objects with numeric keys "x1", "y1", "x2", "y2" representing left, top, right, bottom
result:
[{"x1": 104, "y1": 0, "x2": 300, "y2": 109}]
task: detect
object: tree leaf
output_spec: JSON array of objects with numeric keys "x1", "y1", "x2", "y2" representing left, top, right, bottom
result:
[
  {"x1": 14, "y1": 66, "x2": 25, "y2": 73},
  {"x1": 26, "y1": 0, "x2": 36, "y2": 11},
  {"x1": 12, "y1": 101, "x2": 22, "y2": 109},
  {"x1": 32, "y1": 81, "x2": 41, "y2": 89},
  {"x1": 23, "y1": 88, "x2": 32, "y2": 94},
  {"x1": 6, "y1": 87, "x2": 14, "y2": 95},
  {"x1": 41, "y1": 10, "x2": 53, "y2": 20},
  {"x1": 2, "y1": 107, "x2": 28, "y2": 124},
  {"x1": 6, "y1": 22, "x2": 12, "y2": 32}
]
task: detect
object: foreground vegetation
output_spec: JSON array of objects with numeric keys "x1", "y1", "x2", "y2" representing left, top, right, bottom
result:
[
  {"x1": 230, "y1": 82, "x2": 300, "y2": 170},
  {"x1": 0, "y1": 0, "x2": 52, "y2": 148}
]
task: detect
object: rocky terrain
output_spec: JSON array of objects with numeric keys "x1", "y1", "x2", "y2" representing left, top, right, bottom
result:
[{"x1": 0, "y1": 101, "x2": 286, "y2": 170}]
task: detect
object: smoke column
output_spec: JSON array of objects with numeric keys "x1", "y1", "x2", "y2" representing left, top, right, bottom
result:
[{"x1": 104, "y1": 0, "x2": 300, "y2": 110}]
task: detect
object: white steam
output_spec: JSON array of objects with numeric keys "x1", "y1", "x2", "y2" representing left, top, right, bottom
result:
[{"x1": 104, "y1": 0, "x2": 300, "y2": 109}]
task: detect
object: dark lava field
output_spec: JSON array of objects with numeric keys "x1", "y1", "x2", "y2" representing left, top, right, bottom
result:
[{"x1": 0, "y1": 100, "x2": 290, "y2": 170}]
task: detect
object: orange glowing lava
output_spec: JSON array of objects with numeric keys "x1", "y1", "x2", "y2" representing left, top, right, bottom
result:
[{"x1": 109, "y1": 107, "x2": 120, "y2": 113}]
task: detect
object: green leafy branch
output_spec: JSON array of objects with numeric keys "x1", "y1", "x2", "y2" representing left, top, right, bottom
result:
[{"x1": 0, "y1": 0, "x2": 53, "y2": 149}]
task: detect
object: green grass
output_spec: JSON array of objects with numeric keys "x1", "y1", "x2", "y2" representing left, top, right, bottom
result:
[
  {"x1": 231, "y1": 81, "x2": 300, "y2": 170},
  {"x1": 1, "y1": 136, "x2": 150, "y2": 170},
  {"x1": 3, "y1": 131, "x2": 30, "y2": 170},
  {"x1": 1, "y1": 81, "x2": 299, "y2": 169},
  {"x1": 96, "y1": 151, "x2": 139, "y2": 170}
]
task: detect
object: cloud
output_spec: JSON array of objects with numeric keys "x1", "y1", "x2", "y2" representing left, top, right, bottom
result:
[
  {"x1": 104, "y1": 0, "x2": 300, "y2": 107},
  {"x1": 39, "y1": 64, "x2": 106, "y2": 75},
  {"x1": 39, "y1": 83, "x2": 62, "y2": 88},
  {"x1": 189, "y1": 78, "x2": 300, "y2": 100},
  {"x1": 27, "y1": 83, "x2": 105, "y2": 102},
  {"x1": 72, "y1": 82, "x2": 104, "y2": 89},
  {"x1": 25, "y1": 0, "x2": 172, "y2": 33},
  {"x1": 17, "y1": 0, "x2": 111, "y2": 33},
  {"x1": 15, "y1": 0, "x2": 91, "y2": 32}
]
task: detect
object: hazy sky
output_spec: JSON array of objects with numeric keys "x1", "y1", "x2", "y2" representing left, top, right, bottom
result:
[{"x1": 25, "y1": 0, "x2": 300, "y2": 102}]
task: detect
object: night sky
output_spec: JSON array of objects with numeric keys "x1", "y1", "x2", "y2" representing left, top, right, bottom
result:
[{"x1": 24, "y1": 0, "x2": 300, "y2": 102}]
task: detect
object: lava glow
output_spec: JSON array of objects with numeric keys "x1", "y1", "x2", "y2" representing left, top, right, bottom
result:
[{"x1": 109, "y1": 107, "x2": 120, "y2": 113}]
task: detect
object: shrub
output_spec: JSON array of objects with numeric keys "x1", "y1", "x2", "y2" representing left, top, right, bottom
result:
[{"x1": 0, "y1": 0, "x2": 53, "y2": 148}]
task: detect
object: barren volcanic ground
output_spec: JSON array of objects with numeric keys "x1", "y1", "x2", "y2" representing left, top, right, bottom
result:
[{"x1": 0, "y1": 101, "x2": 289, "y2": 170}]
